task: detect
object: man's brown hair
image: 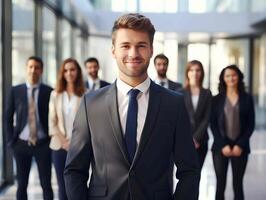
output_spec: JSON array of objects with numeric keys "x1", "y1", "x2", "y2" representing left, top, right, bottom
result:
[
  {"x1": 112, "y1": 13, "x2": 155, "y2": 45},
  {"x1": 154, "y1": 53, "x2": 169, "y2": 66}
]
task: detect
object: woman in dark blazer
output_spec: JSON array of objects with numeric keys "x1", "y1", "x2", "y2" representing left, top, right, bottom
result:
[
  {"x1": 182, "y1": 60, "x2": 212, "y2": 169},
  {"x1": 210, "y1": 65, "x2": 255, "y2": 200}
]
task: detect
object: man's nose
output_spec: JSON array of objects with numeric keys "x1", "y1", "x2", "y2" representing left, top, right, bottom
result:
[{"x1": 128, "y1": 47, "x2": 139, "y2": 57}]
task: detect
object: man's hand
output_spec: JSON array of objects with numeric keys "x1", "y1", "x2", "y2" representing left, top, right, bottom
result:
[
  {"x1": 62, "y1": 139, "x2": 70, "y2": 151},
  {"x1": 193, "y1": 138, "x2": 200, "y2": 149}
]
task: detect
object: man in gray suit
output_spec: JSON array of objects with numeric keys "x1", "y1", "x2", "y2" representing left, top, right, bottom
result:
[
  {"x1": 64, "y1": 13, "x2": 200, "y2": 200},
  {"x1": 154, "y1": 53, "x2": 182, "y2": 91}
]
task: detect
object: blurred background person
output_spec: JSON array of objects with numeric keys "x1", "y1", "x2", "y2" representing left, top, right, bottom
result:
[
  {"x1": 5, "y1": 56, "x2": 53, "y2": 200},
  {"x1": 154, "y1": 53, "x2": 182, "y2": 91},
  {"x1": 182, "y1": 60, "x2": 212, "y2": 169},
  {"x1": 84, "y1": 57, "x2": 110, "y2": 91},
  {"x1": 49, "y1": 58, "x2": 85, "y2": 200},
  {"x1": 210, "y1": 65, "x2": 255, "y2": 200}
]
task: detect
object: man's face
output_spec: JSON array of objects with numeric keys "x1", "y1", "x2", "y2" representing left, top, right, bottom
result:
[
  {"x1": 85, "y1": 61, "x2": 99, "y2": 80},
  {"x1": 154, "y1": 58, "x2": 168, "y2": 78},
  {"x1": 26, "y1": 59, "x2": 43, "y2": 85},
  {"x1": 112, "y1": 28, "x2": 153, "y2": 82}
]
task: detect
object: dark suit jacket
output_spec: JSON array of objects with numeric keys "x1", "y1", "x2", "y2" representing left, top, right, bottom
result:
[
  {"x1": 182, "y1": 88, "x2": 212, "y2": 144},
  {"x1": 210, "y1": 92, "x2": 255, "y2": 153},
  {"x1": 168, "y1": 79, "x2": 182, "y2": 91},
  {"x1": 64, "y1": 81, "x2": 200, "y2": 200},
  {"x1": 5, "y1": 83, "x2": 53, "y2": 146},
  {"x1": 85, "y1": 80, "x2": 110, "y2": 89}
]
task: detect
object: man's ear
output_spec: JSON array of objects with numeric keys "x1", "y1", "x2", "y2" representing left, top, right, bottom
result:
[
  {"x1": 111, "y1": 45, "x2": 116, "y2": 58},
  {"x1": 150, "y1": 45, "x2": 154, "y2": 58}
]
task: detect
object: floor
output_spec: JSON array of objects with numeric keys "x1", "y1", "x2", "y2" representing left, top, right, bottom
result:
[{"x1": 0, "y1": 130, "x2": 266, "y2": 200}]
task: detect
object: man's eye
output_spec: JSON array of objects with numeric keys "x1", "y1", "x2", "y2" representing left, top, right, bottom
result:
[{"x1": 139, "y1": 45, "x2": 146, "y2": 48}]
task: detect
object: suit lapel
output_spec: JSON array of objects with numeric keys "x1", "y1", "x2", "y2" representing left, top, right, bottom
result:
[
  {"x1": 85, "y1": 81, "x2": 89, "y2": 89},
  {"x1": 21, "y1": 84, "x2": 28, "y2": 122},
  {"x1": 58, "y1": 93, "x2": 66, "y2": 136},
  {"x1": 38, "y1": 84, "x2": 44, "y2": 113},
  {"x1": 105, "y1": 83, "x2": 130, "y2": 166},
  {"x1": 99, "y1": 80, "x2": 103, "y2": 88},
  {"x1": 185, "y1": 90, "x2": 195, "y2": 115},
  {"x1": 132, "y1": 81, "x2": 161, "y2": 165}
]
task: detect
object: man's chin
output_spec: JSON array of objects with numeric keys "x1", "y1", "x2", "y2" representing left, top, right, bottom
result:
[{"x1": 158, "y1": 74, "x2": 166, "y2": 78}]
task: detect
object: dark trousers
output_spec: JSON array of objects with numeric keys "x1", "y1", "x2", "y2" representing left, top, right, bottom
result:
[
  {"x1": 212, "y1": 151, "x2": 248, "y2": 200},
  {"x1": 13, "y1": 139, "x2": 53, "y2": 200},
  {"x1": 197, "y1": 143, "x2": 208, "y2": 169},
  {"x1": 52, "y1": 149, "x2": 68, "y2": 200}
]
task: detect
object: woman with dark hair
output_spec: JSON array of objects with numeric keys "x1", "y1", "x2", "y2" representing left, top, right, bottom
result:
[
  {"x1": 211, "y1": 65, "x2": 255, "y2": 200},
  {"x1": 182, "y1": 60, "x2": 212, "y2": 169},
  {"x1": 49, "y1": 58, "x2": 85, "y2": 200}
]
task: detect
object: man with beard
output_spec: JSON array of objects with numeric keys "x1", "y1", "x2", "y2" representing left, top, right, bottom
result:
[
  {"x1": 5, "y1": 56, "x2": 53, "y2": 200},
  {"x1": 64, "y1": 13, "x2": 200, "y2": 200},
  {"x1": 154, "y1": 53, "x2": 182, "y2": 91},
  {"x1": 84, "y1": 57, "x2": 110, "y2": 91}
]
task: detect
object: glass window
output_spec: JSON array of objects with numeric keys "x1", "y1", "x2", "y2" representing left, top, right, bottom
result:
[
  {"x1": 12, "y1": 0, "x2": 34, "y2": 85},
  {"x1": 210, "y1": 39, "x2": 250, "y2": 94},
  {"x1": 112, "y1": 0, "x2": 137, "y2": 12},
  {"x1": 188, "y1": 43, "x2": 210, "y2": 88},
  {"x1": 74, "y1": 28, "x2": 86, "y2": 65},
  {"x1": 61, "y1": 19, "x2": 72, "y2": 60},
  {"x1": 42, "y1": 7, "x2": 56, "y2": 88},
  {"x1": 253, "y1": 35, "x2": 266, "y2": 128},
  {"x1": 140, "y1": 0, "x2": 177, "y2": 13}
]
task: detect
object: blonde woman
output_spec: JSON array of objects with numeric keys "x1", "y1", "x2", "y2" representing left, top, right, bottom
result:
[{"x1": 49, "y1": 58, "x2": 85, "y2": 200}]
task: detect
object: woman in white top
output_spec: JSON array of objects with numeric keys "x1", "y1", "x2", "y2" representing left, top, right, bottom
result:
[
  {"x1": 181, "y1": 60, "x2": 212, "y2": 169},
  {"x1": 49, "y1": 58, "x2": 85, "y2": 200}
]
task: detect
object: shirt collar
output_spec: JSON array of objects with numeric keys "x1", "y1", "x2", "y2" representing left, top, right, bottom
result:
[
  {"x1": 88, "y1": 77, "x2": 99, "y2": 85},
  {"x1": 116, "y1": 77, "x2": 151, "y2": 96},
  {"x1": 155, "y1": 77, "x2": 168, "y2": 84},
  {"x1": 26, "y1": 81, "x2": 40, "y2": 89}
]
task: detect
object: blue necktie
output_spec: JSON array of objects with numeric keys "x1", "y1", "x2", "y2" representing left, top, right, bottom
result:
[{"x1": 125, "y1": 89, "x2": 140, "y2": 163}]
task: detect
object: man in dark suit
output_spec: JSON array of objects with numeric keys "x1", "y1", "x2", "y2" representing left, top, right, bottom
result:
[
  {"x1": 5, "y1": 56, "x2": 53, "y2": 200},
  {"x1": 154, "y1": 53, "x2": 182, "y2": 91},
  {"x1": 84, "y1": 57, "x2": 110, "y2": 91},
  {"x1": 64, "y1": 13, "x2": 200, "y2": 200}
]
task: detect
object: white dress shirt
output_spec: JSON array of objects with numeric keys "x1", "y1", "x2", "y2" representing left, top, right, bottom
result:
[
  {"x1": 154, "y1": 77, "x2": 169, "y2": 89},
  {"x1": 191, "y1": 94, "x2": 199, "y2": 111},
  {"x1": 116, "y1": 77, "x2": 150, "y2": 145},
  {"x1": 87, "y1": 77, "x2": 100, "y2": 90},
  {"x1": 19, "y1": 82, "x2": 46, "y2": 141},
  {"x1": 62, "y1": 92, "x2": 79, "y2": 139}
]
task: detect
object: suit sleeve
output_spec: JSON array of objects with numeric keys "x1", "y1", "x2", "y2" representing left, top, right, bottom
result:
[
  {"x1": 193, "y1": 90, "x2": 212, "y2": 143},
  {"x1": 64, "y1": 96, "x2": 92, "y2": 200},
  {"x1": 236, "y1": 95, "x2": 255, "y2": 148},
  {"x1": 210, "y1": 96, "x2": 227, "y2": 150},
  {"x1": 5, "y1": 87, "x2": 15, "y2": 147},
  {"x1": 173, "y1": 97, "x2": 200, "y2": 200},
  {"x1": 48, "y1": 91, "x2": 63, "y2": 136}
]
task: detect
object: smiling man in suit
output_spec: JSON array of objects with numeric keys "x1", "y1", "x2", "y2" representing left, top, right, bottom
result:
[
  {"x1": 5, "y1": 56, "x2": 53, "y2": 200},
  {"x1": 64, "y1": 13, "x2": 200, "y2": 200}
]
